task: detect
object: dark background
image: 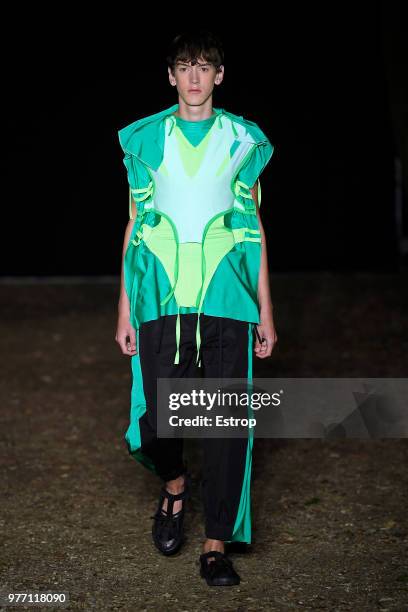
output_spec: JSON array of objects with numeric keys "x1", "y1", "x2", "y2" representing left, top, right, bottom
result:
[
  {"x1": 1, "y1": 9, "x2": 408, "y2": 608},
  {"x1": 1, "y1": 4, "x2": 406, "y2": 275}
]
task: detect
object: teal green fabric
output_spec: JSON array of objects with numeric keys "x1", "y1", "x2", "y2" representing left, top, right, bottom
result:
[
  {"x1": 174, "y1": 113, "x2": 217, "y2": 146},
  {"x1": 124, "y1": 327, "x2": 157, "y2": 473},
  {"x1": 238, "y1": 144, "x2": 271, "y2": 189},
  {"x1": 118, "y1": 103, "x2": 273, "y2": 181},
  {"x1": 225, "y1": 321, "x2": 255, "y2": 544}
]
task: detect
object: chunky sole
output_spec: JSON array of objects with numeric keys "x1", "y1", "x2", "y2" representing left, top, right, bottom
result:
[
  {"x1": 199, "y1": 566, "x2": 240, "y2": 586},
  {"x1": 151, "y1": 473, "x2": 191, "y2": 556},
  {"x1": 152, "y1": 532, "x2": 185, "y2": 556},
  {"x1": 199, "y1": 550, "x2": 241, "y2": 586}
]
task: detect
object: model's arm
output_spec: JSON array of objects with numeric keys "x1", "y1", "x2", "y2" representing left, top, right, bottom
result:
[
  {"x1": 115, "y1": 194, "x2": 138, "y2": 356},
  {"x1": 250, "y1": 180, "x2": 278, "y2": 358}
]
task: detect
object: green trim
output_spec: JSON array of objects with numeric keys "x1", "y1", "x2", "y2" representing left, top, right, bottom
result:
[
  {"x1": 195, "y1": 207, "x2": 234, "y2": 311},
  {"x1": 124, "y1": 328, "x2": 158, "y2": 475},
  {"x1": 143, "y1": 165, "x2": 182, "y2": 307},
  {"x1": 225, "y1": 322, "x2": 254, "y2": 544}
]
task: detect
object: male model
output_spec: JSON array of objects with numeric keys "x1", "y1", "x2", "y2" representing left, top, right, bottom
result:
[{"x1": 116, "y1": 29, "x2": 277, "y2": 586}]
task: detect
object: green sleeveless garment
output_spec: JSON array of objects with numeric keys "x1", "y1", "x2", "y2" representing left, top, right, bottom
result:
[
  {"x1": 118, "y1": 105, "x2": 274, "y2": 543},
  {"x1": 118, "y1": 104, "x2": 274, "y2": 366}
]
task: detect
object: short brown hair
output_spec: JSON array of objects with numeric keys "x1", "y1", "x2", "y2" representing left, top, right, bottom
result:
[{"x1": 166, "y1": 29, "x2": 224, "y2": 74}]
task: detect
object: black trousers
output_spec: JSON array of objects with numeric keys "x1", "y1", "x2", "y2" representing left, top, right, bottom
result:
[{"x1": 132, "y1": 313, "x2": 254, "y2": 542}]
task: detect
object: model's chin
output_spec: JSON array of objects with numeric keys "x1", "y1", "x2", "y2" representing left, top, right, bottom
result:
[
  {"x1": 187, "y1": 96, "x2": 204, "y2": 103},
  {"x1": 183, "y1": 92, "x2": 206, "y2": 102}
]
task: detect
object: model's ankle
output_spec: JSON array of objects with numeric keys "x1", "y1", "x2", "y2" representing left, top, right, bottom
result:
[
  {"x1": 165, "y1": 474, "x2": 185, "y2": 494},
  {"x1": 203, "y1": 538, "x2": 225, "y2": 554}
]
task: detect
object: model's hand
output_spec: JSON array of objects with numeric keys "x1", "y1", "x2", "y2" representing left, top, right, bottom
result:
[
  {"x1": 254, "y1": 314, "x2": 277, "y2": 359},
  {"x1": 115, "y1": 315, "x2": 138, "y2": 356}
]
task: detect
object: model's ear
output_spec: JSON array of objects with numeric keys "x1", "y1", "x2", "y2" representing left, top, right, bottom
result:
[
  {"x1": 168, "y1": 66, "x2": 176, "y2": 86},
  {"x1": 215, "y1": 65, "x2": 224, "y2": 86}
]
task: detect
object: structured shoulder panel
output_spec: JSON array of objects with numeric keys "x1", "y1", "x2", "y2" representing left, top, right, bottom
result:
[
  {"x1": 117, "y1": 104, "x2": 180, "y2": 170},
  {"x1": 118, "y1": 104, "x2": 273, "y2": 171},
  {"x1": 220, "y1": 110, "x2": 272, "y2": 147}
]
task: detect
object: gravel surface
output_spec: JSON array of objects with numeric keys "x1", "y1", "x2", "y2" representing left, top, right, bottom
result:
[{"x1": 1, "y1": 274, "x2": 407, "y2": 611}]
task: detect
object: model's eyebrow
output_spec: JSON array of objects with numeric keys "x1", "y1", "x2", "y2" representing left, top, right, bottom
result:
[{"x1": 176, "y1": 62, "x2": 212, "y2": 66}]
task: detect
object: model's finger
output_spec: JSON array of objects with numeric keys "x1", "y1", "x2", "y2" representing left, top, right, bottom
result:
[
  {"x1": 125, "y1": 337, "x2": 138, "y2": 355},
  {"x1": 128, "y1": 328, "x2": 137, "y2": 351}
]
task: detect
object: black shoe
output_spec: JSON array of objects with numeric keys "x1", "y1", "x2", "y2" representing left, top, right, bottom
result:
[
  {"x1": 150, "y1": 473, "x2": 191, "y2": 556},
  {"x1": 199, "y1": 550, "x2": 241, "y2": 586}
]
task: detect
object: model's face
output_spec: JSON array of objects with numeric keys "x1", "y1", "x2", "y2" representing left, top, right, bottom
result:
[{"x1": 168, "y1": 56, "x2": 224, "y2": 106}]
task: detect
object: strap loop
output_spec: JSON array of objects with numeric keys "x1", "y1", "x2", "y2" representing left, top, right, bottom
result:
[
  {"x1": 131, "y1": 228, "x2": 144, "y2": 247},
  {"x1": 129, "y1": 181, "x2": 154, "y2": 219}
]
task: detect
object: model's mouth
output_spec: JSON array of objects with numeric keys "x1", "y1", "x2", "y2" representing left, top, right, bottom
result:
[{"x1": 189, "y1": 89, "x2": 201, "y2": 93}]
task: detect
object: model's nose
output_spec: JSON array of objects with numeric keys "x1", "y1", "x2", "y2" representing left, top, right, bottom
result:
[{"x1": 189, "y1": 69, "x2": 200, "y2": 84}]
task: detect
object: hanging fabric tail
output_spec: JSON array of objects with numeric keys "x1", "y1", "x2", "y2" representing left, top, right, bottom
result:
[
  {"x1": 129, "y1": 186, "x2": 133, "y2": 219},
  {"x1": 248, "y1": 323, "x2": 254, "y2": 384},
  {"x1": 195, "y1": 312, "x2": 202, "y2": 367},
  {"x1": 247, "y1": 323, "x2": 255, "y2": 439},
  {"x1": 257, "y1": 178, "x2": 262, "y2": 208},
  {"x1": 227, "y1": 322, "x2": 254, "y2": 544},
  {"x1": 173, "y1": 305, "x2": 181, "y2": 364}
]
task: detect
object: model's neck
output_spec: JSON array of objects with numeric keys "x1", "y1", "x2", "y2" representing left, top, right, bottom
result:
[{"x1": 173, "y1": 100, "x2": 215, "y2": 122}]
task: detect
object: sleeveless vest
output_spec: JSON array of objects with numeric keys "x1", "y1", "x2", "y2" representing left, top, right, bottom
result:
[{"x1": 118, "y1": 105, "x2": 273, "y2": 366}]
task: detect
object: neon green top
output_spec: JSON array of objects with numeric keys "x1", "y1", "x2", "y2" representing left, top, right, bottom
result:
[{"x1": 118, "y1": 103, "x2": 274, "y2": 366}]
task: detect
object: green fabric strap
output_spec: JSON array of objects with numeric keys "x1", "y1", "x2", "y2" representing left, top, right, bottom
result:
[
  {"x1": 234, "y1": 180, "x2": 252, "y2": 199},
  {"x1": 129, "y1": 181, "x2": 154, "y2": 219},
  {"x1": 131, "y1": 229, "x2": 144, "y2": 247}
]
